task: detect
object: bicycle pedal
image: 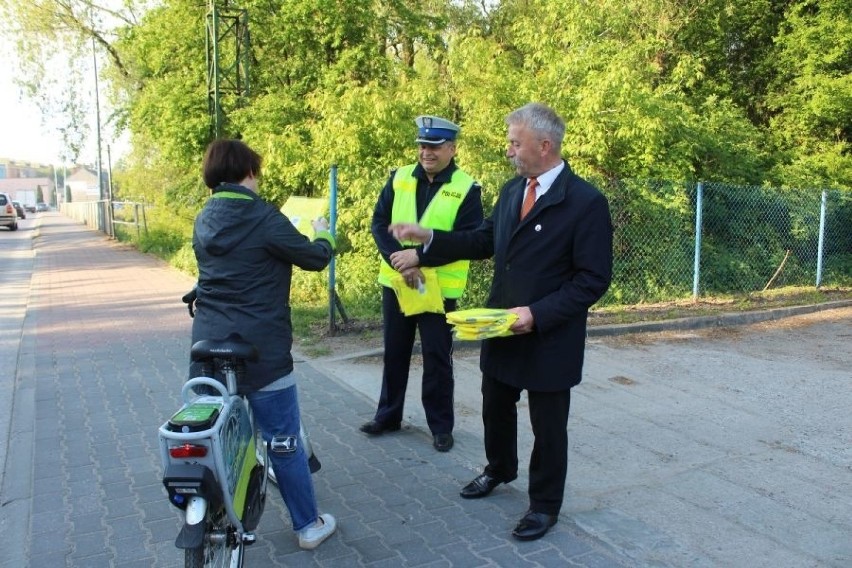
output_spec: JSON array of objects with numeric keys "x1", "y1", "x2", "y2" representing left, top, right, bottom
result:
[{"x1": 242, "y1": 532, "x2": 257, "y2": 545}]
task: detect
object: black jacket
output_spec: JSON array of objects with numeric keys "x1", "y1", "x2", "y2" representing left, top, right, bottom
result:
[
  {"x1": 372, "y1": 160, "x2": 484, "y2": 269},
  {"x1": 191, "y1": 183, "x2": 334, "y2": 392},
  {"x1": 427, "y1": 163, "x2": 613, "y2": 391}
]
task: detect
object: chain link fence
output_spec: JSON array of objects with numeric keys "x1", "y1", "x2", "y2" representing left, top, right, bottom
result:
[
  {"x1": 600, "y1": 179, "x2": 852, "y2": 305},
  {"x1": 62, "y1": 174, "x2": 850, "y2": 310}
]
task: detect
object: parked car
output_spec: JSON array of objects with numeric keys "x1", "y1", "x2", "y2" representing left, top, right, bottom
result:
[
  {"x1": 12, "y1": 201, "x2": 26, "y2": 219},
  {"x1": 36, "y1": 202, "x2": 49, "y2": 212},
  {"x1": 0, "y1": 193, "x2": 19, "y2": 231}
]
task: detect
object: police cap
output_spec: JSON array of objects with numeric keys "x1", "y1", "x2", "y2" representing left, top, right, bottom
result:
[{"x1": 415, "y1": 115, "x2": 460, "y2": 146}]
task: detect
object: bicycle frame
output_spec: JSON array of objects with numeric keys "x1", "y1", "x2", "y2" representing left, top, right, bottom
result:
[{"x1": 159, "y1": 345, "x2": 267, "y2": 565}]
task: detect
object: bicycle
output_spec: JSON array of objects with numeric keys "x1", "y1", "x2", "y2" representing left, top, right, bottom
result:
[{"x1": 159, "y1": 333, "x2": 267, "y2": 568}]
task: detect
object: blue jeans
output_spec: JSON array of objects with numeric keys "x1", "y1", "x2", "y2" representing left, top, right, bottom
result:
[{"x1": 246, "y1": 385, "x2": 317, "y2": 531}]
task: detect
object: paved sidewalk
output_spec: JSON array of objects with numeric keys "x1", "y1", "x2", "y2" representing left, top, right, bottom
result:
[
  {"x1": 1, "y1": 213, "x2": 631, "y2": 567},
  {"x1": 311, "y1": 308, "x2": 852, "y2": 568}
]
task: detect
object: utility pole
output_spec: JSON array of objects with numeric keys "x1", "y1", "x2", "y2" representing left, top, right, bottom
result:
[
  {"x1": 92, "y1": 36, "x2": 103, "y2": 201},
  {"x1": 206, "y1": 0, "x2": 251, "y2": 138},
  {"x1": 52, "y1": 164, "x2": 59, "y2": 207}
]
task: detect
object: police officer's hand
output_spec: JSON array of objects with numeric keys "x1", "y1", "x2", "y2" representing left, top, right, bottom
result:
[
  {"x1": 311, "y1": 217, "x2": 330, "y2": 232},
  {"x1": 390, "y1": 249, "x2": 420, "y2": 272},
  {"x1": 389, "y1": 223, "x2": 432, "y2": 243},
  {"x1": 401, "y1": 267, "x2": 425, "y2": 289},
  {"x1": 508, "y1": 306, "x2": 534, "y2": 334}
]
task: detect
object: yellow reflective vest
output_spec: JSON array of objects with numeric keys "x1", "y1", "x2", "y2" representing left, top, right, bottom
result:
[{"x1": 378, "y1": 164, "x2": 475, "y2": 299}]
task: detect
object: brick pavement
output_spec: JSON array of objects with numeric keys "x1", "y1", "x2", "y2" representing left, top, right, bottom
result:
[{"x1": 3, "y1": 213, "x2": 632, "y2": 567}]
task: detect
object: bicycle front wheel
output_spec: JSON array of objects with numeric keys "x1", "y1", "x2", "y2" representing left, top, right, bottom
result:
[{"x1": 184, "y1": 507, "x2": 244, "y2": 568}]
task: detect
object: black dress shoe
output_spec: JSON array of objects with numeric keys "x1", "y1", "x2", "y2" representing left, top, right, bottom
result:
[
  {"x1": 511, "y1": 510, "x2": 558, "y2": 541},
  {"x1": 433, "y1": 433, "x2": 454, "y2": 452},
  {"x1": 359, "y1": 420, "x2": 401, "y2": 435},
  {"x1": 459, "y1": 473, "x2": 503, "y2": 499}
]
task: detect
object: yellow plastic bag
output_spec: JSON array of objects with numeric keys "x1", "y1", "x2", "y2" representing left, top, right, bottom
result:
[{"x1": 389, "y1": 268, "x2": 445, "y2": 316}]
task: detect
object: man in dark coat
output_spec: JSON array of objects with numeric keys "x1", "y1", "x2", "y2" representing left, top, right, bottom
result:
[{"x1": 389, "y1": 102, "x2": 613, "y2": 541}]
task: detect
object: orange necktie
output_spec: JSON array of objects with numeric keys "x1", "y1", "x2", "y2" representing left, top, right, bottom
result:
[{"x1": 520, "y1": 177, "x2": 538, "y2": 220}]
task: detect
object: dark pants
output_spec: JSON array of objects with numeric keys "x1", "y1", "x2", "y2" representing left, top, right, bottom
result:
[
  {"x1": 374, "y1": 286, "x2": 456, "y2": 434},
  {"x1": 481, "y1": 373, "x2": 572, "y2": 516}
]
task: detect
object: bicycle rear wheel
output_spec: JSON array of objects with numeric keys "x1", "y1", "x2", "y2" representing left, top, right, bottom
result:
[{"x1": 184, "y1": 508, "x2": 245, "y2": 568}]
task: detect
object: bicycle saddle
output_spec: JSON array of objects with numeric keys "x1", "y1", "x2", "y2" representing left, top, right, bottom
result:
[{"x1": 191, "y1": 332, "x2": 259, "y2": 363}]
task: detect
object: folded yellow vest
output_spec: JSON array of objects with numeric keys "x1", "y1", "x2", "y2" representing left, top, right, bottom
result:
[{"x1": 445, "y1": 308, "x2": 518, "y2": 340}]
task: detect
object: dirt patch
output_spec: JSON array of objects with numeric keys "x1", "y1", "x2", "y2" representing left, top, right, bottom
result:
[
  {"x1": 598, "y1": 305, "x2": 852, "y2": 347},
  {"x1": 295, "y1": 293, "x2": 852, "y2": 358},
  {"x1": 588, "y1": 287, "x2": 851, "y2": 326},
  {"x1": 296, "y1": 319, "x2": 385, "y2": 359}
]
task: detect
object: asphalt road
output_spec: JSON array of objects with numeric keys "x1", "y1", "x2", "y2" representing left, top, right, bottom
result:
[{"x1": 0, "y1": 212, "x2": 36, "y2": 493}]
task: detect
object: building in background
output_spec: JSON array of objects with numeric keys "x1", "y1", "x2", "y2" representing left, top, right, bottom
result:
[
  {"x1": 66, "y1": 166, "x2": 102, "y2": 202},
  {"x1": 0, "y1": 157, "x2": 61, "y2": 207},
  {"x1": 0, "y1": 158, "x2": 52, "y2": 179},
  {"x1": 0, "y1": 177, "x2": 54, "y2": 209},
  {"x1": 1, "y1": 158, "x2": 106, "y2": 204}
]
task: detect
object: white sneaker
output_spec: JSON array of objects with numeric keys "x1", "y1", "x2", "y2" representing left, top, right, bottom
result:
[{"x1": 298, "y1": 513, "x2": 336, "y2": 550}]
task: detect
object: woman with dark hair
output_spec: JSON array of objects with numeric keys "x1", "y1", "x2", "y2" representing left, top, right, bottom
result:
[{"x1": 191, "y1": 138, "x2": 338, "y2": 549}]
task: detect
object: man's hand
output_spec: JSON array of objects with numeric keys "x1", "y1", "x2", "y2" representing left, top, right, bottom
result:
[
  {"x1": 389, "y1": 223, "x2": 432, "y2": 243},
  {"x1": 390, "y1": 249, "x2": 420, "y2": 272},
  {"x1": 401, "y1": 267, "x2": 425, "y2": 289},
  {"x1": 507, "y1": 306, "x2": 534, "y2": 334}
]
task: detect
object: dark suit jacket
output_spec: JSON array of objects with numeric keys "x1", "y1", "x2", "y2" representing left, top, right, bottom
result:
[{"x1": 428, "y1": 162, "x2": 613, "y2": 391}]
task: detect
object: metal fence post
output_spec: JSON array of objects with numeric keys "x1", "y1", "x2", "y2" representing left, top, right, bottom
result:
[
  {"x1": 329, "y1": 165, "x2": 338, "y2": 333},
  {"x1": 135, "y1": 203, "x2": 142, "y2": 240},
  {"x1": 816, "y1": 190, "x2": 827, "y2": 288},
  {"x1": 692, "y1": 181, "x2": 704, "y2": 301},
  {"x1": 97, "y1": 200, "x2": 103, "y2": 233}
]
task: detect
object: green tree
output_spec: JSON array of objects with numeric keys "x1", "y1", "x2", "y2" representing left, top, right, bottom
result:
[
  {"x1": 0, "y1": 0, "x2": 145, "y2": 162},
  {"x1": 6, "y1": 0, "x2": 847, "y2": 309},
  {"x1": 768, "y1": 0, "x2": 852, "y2": 188}
]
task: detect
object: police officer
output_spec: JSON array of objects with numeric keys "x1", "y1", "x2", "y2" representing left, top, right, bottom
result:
[{"x1": 361, "y1": 115, "x2": 484, "y2": 452}]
